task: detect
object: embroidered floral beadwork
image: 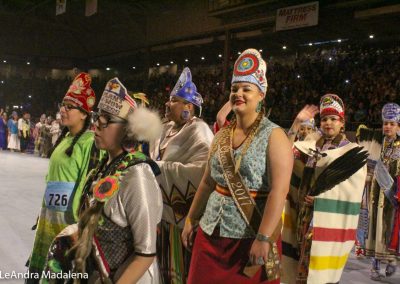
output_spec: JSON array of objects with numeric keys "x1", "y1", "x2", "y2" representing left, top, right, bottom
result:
[{"x1": 93, "y1": 176, "x2": 119, "y2": 202}]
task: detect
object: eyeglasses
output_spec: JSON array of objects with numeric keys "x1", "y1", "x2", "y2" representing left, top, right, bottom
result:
[
  {"x1": 59, "y1": 103, "x2": 80, "y2": 112},
  {"x1": 91, "y1": 111, "x2": 126, "y2": 129}
]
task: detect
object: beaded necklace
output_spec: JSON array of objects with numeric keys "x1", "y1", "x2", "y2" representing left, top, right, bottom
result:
[
  {"x1": 381, "y1": 136, "x2": 395, "y2": 165},
  {"x1": 230, "y1": 112, "x2": 264, "y2": 174}
]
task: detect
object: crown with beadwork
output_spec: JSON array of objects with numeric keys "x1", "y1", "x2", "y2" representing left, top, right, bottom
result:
[
  {"x1": 319, "y1": 94, "x2": 345, "y2": 119},
  {"x1": 170, "y1": 67, "x2": 203, "y2": 109},
  {"x1": 382, "y1": 103, "x2": 400, "y2": 123},
  {"x1": 98, "y1": 78, "x2": 137, "y2": 120},
  {"x1": 63, "y1": 73, "x2": 96, "y2": 113},
  {"x1": 232, "y1": 48, "x2": 267, "y2": 94},
  {"x1": 98, "y1": 78, "x2": 162, "y2": 142}
]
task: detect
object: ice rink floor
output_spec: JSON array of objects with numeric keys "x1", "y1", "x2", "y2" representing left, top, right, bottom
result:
[{"x1": 0, "y1": 151, "x2": 399, "y2": 283}]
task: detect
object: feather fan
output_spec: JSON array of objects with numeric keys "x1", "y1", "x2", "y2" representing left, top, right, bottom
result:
[
  {"x1": 310, "y1": 146, "x2": 368, "y2": 196},
  {"x1": 358, "y1": 127, "x2": 382, "y2": 161}
]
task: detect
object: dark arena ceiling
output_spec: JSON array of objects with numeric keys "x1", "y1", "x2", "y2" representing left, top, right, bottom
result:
[{"x1": 0, "y1": 0, "x2": 399, "y2": 69}]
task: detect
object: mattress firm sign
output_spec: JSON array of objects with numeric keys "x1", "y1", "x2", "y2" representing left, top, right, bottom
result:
[{"x1": 276, "y1": 1, "x2": 319, "y2": 31}]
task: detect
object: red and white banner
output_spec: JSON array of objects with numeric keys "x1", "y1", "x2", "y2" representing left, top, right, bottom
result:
[
  {"x1": 275, "y1": 1, "x2": 319, "y2": 31},
  {"x1": 56, "y1": 0, "x2": 67, "y2": 16}
]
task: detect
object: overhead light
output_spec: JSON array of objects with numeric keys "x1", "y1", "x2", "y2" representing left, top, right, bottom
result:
[
  {"x1": 170, "y1": 61, "x2": 174, "y2": 64},
  {"x1": 185, "y1": 58, "x2": 189, "y2": 62},
  {"x1": 259, "y1": 49, "x2": 263, "y2": 52},
  {"x1": 345, "y1": 79, "x2": 349, "y2": 83},
  {"x1": 201, "y1": 57, "x2": 205, "y2": 60},
  {"x1": 156, "y1": 63, "x2": 160, "y2": 66},
  {"x1": 13, "y1": 105, "x2": 19, "y2": 109},
  {"x1": 338, "y1": 39, "x2": 342, "y2": 43},
  {"x1": 216, "y1": 82, "x2": 220, "y2": 86},
  {"x1": 132, "y1": 66, "x2": 136, "y2": 70},
  {"x1": 27, "y1": 62, "x2": 30, "y2": 65},
  {"x1": 106, "y1": 67, "x2": 110, "y2": 71},
  {"x1": 369, "y1": 34, "x2": 374, "y2": 39},
  {"x1": 218, "y1": 54, "x2": 222, "y2": 58},
  {"x1": 329, "y1": 57, "x2": 332, "y2": 61},
  {"x1": 1, "y1": 80, "x2": 4, "y2": 84},
  {"x1": 282, "y1": 45, "x2": 287, "y2": 50},
  {"x1": 308, "y1": 43, "x2": 313, "y2": 46},
  {"x1": 297, "y1": 75, "x2": 301, "y2": 79},
  {"x1": 3, "y1": 60, "x2": 6, "y2": 63},
  {"x1": 237, "y1": 52, "x2": 241, "y2": 55},
  {"x1": 28, "y1": 95, "x2": 32, "y2": 98}
]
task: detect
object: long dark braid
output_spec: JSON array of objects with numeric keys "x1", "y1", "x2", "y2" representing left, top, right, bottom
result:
[
  {"x1": 72, "y1": 201, "x2": 104, "y2": 275},
  {"x1": 65, "y1": 117, "x2": 90, "y2": 157},
  {"x1": 48, "y1": 115, "x2": 91, "y2": 158},
  {"x1": 47, "y1": 127, "x2": 69, "y2": 158}
]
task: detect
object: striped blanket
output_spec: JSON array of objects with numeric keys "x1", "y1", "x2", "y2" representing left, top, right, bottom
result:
[{"x1": 282, "y1": 141, "x2": 367, "y2": 284}]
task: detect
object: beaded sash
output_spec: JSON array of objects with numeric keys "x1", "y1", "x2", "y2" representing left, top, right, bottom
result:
[{"x1": 217, "y1": 126, "x2": 281, "y2": 280}]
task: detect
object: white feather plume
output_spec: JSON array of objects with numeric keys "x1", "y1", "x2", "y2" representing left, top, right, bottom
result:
[{"x1": 127, "y1": 107, "x2": 162, "y2": 142}]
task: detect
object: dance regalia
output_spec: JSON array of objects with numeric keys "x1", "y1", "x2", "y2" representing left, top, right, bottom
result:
[
  {"x1": 282, "y1": 133, "x2": 367, "y2": 284},
  {"x1": 0, "y1": 117, "x2": 7, "y2": 149},
  {"x1": 7, "y1": 118, "x2": 20, "y2": 150},
  {"x1": 354, "y1": 127, "x2": 382, "y2": 257},
  {"x1": 43, "y1": 150, "x2": 162, "y2": 283},
  {"x1": 28, "y1": 73, "x2": 99, "y2": 281},
  {"x1": 188, "y1": 115, "x2": 281, "y2": 284},
  {"x1": 28, "y1": 132, "x2": 99, "y2": 278},
  {"x1": 150, "y1": 117, "x2": 213, "y2": 283},
  {"x1": 34, "y1": 121, "x2": 45, "y2": 154},
  {"x1": 365, "y1": 135, "x2": 400, "y2": 260},
  {"x1": 19, "y1": 117, "x2": 31, "y2": 152},
  {"x1": 354, "y1": 160, "x2": 375, "y2": 257}
]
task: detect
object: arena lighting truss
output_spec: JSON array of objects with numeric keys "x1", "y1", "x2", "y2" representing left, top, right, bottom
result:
[{"x1": 300, "y1": 38, "x2": 349, "y2": 46}]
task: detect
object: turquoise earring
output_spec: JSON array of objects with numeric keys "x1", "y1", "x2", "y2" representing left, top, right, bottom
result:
[
  {"x1": 181, "y1": 110, "x2": 190, "y2": 120},
  {"x1": 256, "y1": 101, "x2": 263, "y2": 113}
]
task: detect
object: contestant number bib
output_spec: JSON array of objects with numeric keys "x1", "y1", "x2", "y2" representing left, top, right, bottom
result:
[{"x1": 44, "y1": 182, "x2": 75, "y2": 212}]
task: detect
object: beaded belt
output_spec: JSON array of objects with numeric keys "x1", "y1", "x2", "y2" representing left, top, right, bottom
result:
[{"x1": 215, "y1": 184, "x2": 268, "y2": 199}]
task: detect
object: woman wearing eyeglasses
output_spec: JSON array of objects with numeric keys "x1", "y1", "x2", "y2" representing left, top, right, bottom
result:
[
  {"x1": 44, "y1": 78, "x2": 163, "y2": 283},
  {"x1": 27, "y1": 73, "x2": 100, "y2": 282},
  {"x1": 149, "y1": 67, "x2": 214, "y2": 283}
]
